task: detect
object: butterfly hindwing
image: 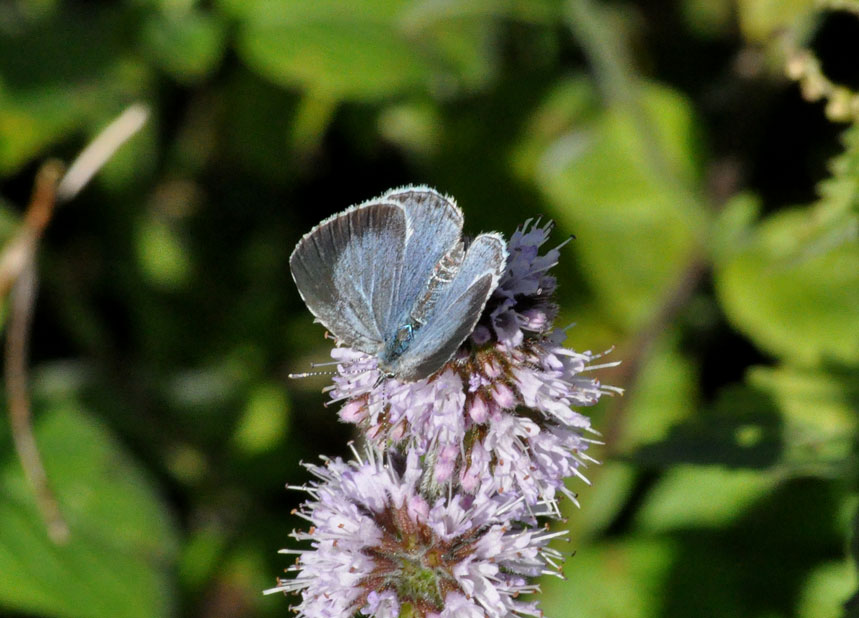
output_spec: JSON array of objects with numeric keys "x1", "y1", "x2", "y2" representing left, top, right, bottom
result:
[{"x1": 392, "y1": 232, "x2": 507, "y2": 381}]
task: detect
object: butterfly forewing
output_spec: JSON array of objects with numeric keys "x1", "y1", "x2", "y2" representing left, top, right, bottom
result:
[
  {"x1": 289, "y1": 202, "x2": 407, "y2": 353},
  {"x1": 382, "y1": 187, "x2": 464, "y2": 333}
]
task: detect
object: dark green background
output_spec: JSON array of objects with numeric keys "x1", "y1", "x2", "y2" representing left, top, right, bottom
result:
[{"x1": 0, "y1": 1, "x2": 857, "y2": 616}]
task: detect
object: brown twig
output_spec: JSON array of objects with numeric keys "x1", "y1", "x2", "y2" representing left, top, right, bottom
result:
[
  {"x1": 5, "y1": 162, "x2": 68, "y2": 542},
  {"x1": 0, "y1": 161, "x2": 62, "y2": 299},
  {"x1": 1, "y1": 103, "x2": 149, "y2": 544},
  {"x1": 6, "y1": 261, "x2": 69, "y2": 542},
  {"x1": 599, "y1": 256, "x2": 709, "y2": 456},
  {"x1": 564, "y1": 0, "x2": 723, "y2": 456}
]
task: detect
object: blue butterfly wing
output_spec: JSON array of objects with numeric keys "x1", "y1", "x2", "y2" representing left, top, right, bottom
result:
[
  {"x1": 289, "y1": 201, "x2": 406, "y2": 354},
  {"x1": 382, "y1": 186, "x2": 463, "y2": 337},
  {"x1": 392, "y1": 232, "x2": 507, "y2": 381}
]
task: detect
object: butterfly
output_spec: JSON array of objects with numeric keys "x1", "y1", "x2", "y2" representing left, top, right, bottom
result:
[{"x1": 289, "y1": 186, "x2": 507, "y2": 382}]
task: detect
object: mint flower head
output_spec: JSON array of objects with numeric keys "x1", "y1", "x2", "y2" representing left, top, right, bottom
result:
[
  {"x1": 266, "y1": 447, "x2": 565, "y2": 618},
  {"x1": 274, "y1": 207, "x2": 618, "y2": 616},
  {"x1": 327, "y1": 220, "x2": 614, "y2": 511}
]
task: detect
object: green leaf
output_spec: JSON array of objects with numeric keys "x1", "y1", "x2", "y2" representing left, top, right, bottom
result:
[
  {"x1": 536, "y1": 82, "x2": 709, "y2": 331},
  {"x1": 709, "y1": 191, "x2": 761, "y2": 262},
  {"x1": 634, "y1": 362, "x2": 858, "y2": 476},
  {"x1": 0, "y1": 11, "x2": 150, "y2": 175},
  {"x1": 616, "y1": 332, "x2": 698, "y2": 453},
  {"x1": 736, "y1": 0, "x2": 815, "y2": 43},
  {"x1": 799, "y1": 124, "x2": 859, "y2": 260},
  {"x1": 656, "y1": 477, "x2": 846, "y2": 616},
  {"x1": 632, "y1": 383, "x2": 783, "y2": 469},
  {"x1": 714, "y1": 124, "x2": 859, "y2": 367},
  {"x1": 540, "y1": 537, "x2": 675, "y2": 618},
  {"x1": 232, "y1": 382, "x2": 291, "y2": 456},
  {"x1": 681, "y1": 0, "x2": 734, "y2": 38},
  {"x1": 0, "y1": 402, "x2": 177, "y2": 618},
  {"x1": 217, "y1": 0, "x2": 405, "y2": 22},
  {"x1": 178, "y1": 527, "x2": 227, "y2": 592},
  {"x1": 564, "y1": 461, "x2": 637, "y2": 539},
  {"x1": 414, "y1": 17, "x2": 495, "y2": 93},
  {"x1": 748, "y1": 365, "x2": 858, "y2": 475},
  {"x1": 236, "y1": 12, "x2": 433, "y2": 101},
  {"x1": 511, "y1": 74, "x2": 599, "y2": 180},
  {"x1": 232, "y1": 0, "x2": 522, "y2": 101},
  {"x1": 135, "y1": 214, "x2": 192, "y2": 289},
  {"x1": 378, "y1": 101, "x2": 444, "y2": 158},
  {"x1": 635, "y1": 466, "x2": 776, "y2": 532},
  {"x1": 140, "y1": 9, "x2": 227, "y2": 83},
  {"x1": 846, "y1": 507, "x2": 859, "y2": 618},
  {"x1": 714, "y1": 205, "x2": 859, "y2": 366},
  {"x1": 797, "y1": 560, "x2": 856, "y2": 618}
]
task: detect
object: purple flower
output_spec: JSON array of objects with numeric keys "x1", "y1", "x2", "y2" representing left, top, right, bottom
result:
[
  {"x1": 484, "y1": 219, "x2": 565, "y2": 348},
  {"x1": 326, "y1": 220, "x2": 614, "y2": 511},
  {"x1": 266, "y1": 447, "x2": 565, "y2": 617}
]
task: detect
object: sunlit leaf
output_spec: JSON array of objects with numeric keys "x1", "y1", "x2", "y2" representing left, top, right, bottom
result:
[
  {"x1": 232, "y1": 0, "x2": 518, "y2": 101},
  {"x1": 797, "y1": 560, "x2": 855, "y2": 618},
  {"x1": 749, "y1": 365, "x2": 858, "y2": 474},
  {"x1": 511, "y1": 74, "x2": 599, "y2": 180},
  {"x1": 135, "y1": 215, "x2": 192, "y2": 289},
  {"x1": 378, "y1": 101, "x2": 443, "y2": 158},
  {"x1": 632, "y1": 383, "x2": 783, "y2": 469},
  {"x1": 236, "y1": 12, "x2": 433, "y2": 101},
  {"x1": 736, "y1": 0, "x2": 815, "y2": 43},
  {"x1": 536, "y1": 82, "x2": 709, "y2": 331},
  {"x1": 541, "y1": 537, "x2": 675, "y2": 618},
  {"x1": 616, "y1": 332, "x2": 698, "y2": 453},
  {"x1": 635, "y1": 466, "x2": 776, "y2": 532},
  {"x1": 714, "y1": 205, "x2": 859, "y2": 365},
  {"x1": 797, "y1": 124, "x2": 859, "y2": 260},
  {"x1": 232, "y1": 382, "x2": 290, "y2": 455}
]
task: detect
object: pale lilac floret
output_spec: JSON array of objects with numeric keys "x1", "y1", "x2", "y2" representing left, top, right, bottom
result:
[
  {"x1": 275, "y1": 216, "x2": 618, "y2": 615},
  {"x1": 266, "y1": 448, "x2": 564, "y2": 617},
  {"x1": 329, "y1": 342, "x2": 605, "y2": 509},
  {"x1": 487, "y1": 219, "x2": 565, "y2": 348},
  {"x1": 325, "y1": 218, "x2": 614, "y2": 513},
  {"x1": 330, "y1": 351, "x2": 467, "y2": 454}
]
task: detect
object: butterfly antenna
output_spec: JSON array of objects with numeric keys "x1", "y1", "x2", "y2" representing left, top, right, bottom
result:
[
  {"x1": 288, "y1": 369, "x2": 337, "y2": 379},
  {"x1": 288, "y1": 357, "x2": 355, "y2": 379},
  {"x1": 288, "y1": 359, "x2": 343, "y2": 379}
]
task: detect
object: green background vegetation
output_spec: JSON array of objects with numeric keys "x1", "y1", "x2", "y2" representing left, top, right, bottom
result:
[{"x1": 0, "y1": 0, "x2": 857, "y2": 616}]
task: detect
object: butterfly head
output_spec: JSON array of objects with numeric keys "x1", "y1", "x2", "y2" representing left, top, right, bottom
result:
[{"x1": 379, "y1": 323, "x2": 416, "y2": 374}]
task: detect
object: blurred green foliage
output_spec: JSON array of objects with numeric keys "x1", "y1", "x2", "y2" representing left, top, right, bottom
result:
[{"x1": 0, "y1": 0, "x2": 857, "y2": 616}]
